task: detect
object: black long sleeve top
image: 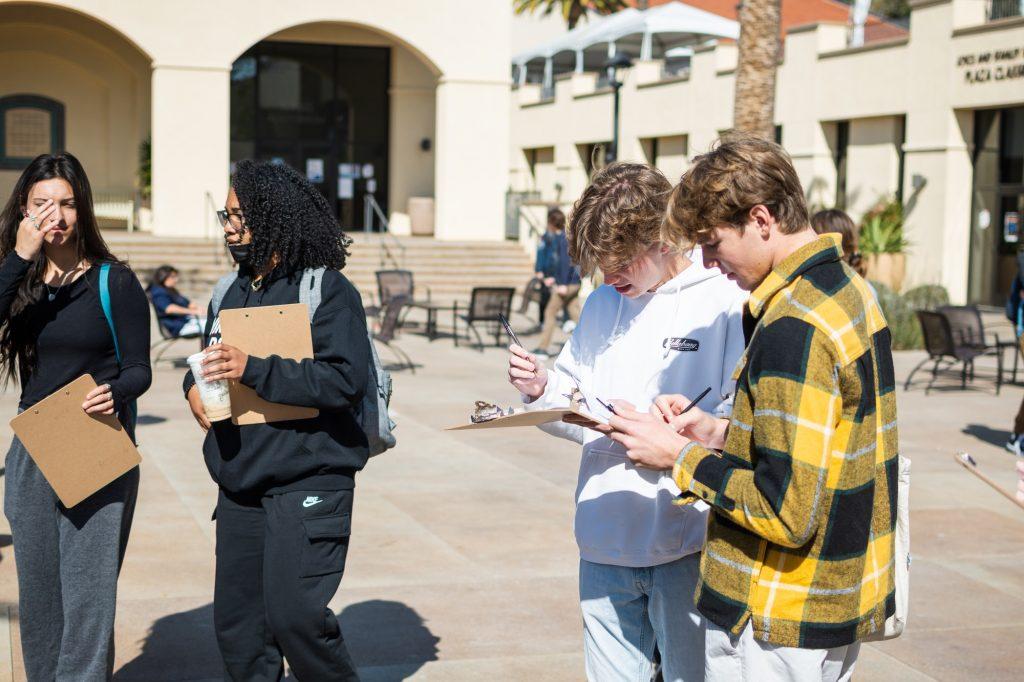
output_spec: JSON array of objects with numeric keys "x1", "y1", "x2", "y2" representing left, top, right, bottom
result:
[
  {"x1": 0, "y1": 252, "x2": 152, "y2": 427},
  {"x1": 183, "y1": 266, "x2": 370, "y2": 497}
]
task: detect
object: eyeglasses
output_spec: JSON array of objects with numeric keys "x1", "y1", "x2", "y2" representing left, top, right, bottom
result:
[{"x1": 216, "y1": 209, "x2": 246, "y2": 232}]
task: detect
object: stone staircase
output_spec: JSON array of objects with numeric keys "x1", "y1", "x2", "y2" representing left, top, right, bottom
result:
[{"x1": 105, "y1": 232, "x2": 534, "y2": 305}]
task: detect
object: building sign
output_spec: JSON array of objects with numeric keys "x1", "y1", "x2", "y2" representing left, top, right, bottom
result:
[
  {"x1": 1006, "y1": 211, "x2": 1020, "y2": 244},
  {"x1": 957, "y1": 47, "x2": 1024, "y2": 84}
]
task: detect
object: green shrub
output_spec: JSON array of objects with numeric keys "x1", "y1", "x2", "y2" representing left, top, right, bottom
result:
[
  {"x1": 872, "y1": 282, "x2": 951, "y2": 350},
  {"x1": 902, "y1": 284, "x2": 949, "y2": 312},
  {"x1": 860, "y1": 198, "x2": 908, "y2": 255}
]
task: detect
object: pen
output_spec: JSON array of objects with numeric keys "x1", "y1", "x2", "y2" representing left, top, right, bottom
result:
[
  {"x1": 595, "y1": 397, "x2": 617, "y2": 415},
  {"x1": 498, "y1": 313, "x2": 521, "y2": 349},
  {"x1": 681, "y1": 386, "x2": 712, "y2": 414}
]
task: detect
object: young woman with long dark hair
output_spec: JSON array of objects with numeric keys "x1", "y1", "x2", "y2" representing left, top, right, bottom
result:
[
  {"x1": 0, "y1": 152, "x2": 151, "y2": 680},
  {"x1": 184, "y1": 160, "x2": 368, "y2": 680}
]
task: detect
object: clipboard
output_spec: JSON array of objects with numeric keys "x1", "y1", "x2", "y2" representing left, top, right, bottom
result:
[
  {"x1": 446, "y1": 407, "x2": 601, "y2": 431},
  {"x1": 218, "y1": 303, "x2": 319, "y2": 425},
  {"x1": 10, "y1": 374, "x2": 141, "y2": 508}
]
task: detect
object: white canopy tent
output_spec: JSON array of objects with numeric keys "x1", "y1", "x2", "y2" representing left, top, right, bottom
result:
[{"x1": 513, "y1": 2, "x2": 739, "y2": 89}]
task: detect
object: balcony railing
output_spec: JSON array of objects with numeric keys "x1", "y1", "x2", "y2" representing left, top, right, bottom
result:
[{"x1": 989, "y1": 0, "x2": 1023, "y2": 20}]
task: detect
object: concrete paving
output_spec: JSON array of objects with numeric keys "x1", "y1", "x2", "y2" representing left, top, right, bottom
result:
[{"x1": 0, "y1": 310, "x2": 1022, "y2": 681}]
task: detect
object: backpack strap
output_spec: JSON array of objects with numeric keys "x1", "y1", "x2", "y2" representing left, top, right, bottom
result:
[
  {"x1": 210, "y1": 272, "x2": 238, "y2": 319},
  {"x1": 299, "y1": 267, "x2": 326, "y2": 322},
  {"x1": 98, "y1": 263, "x2": 137, "y2": 432},
  {"x1": 99, "y1": 263, "x2": 121, "y2": 363}
]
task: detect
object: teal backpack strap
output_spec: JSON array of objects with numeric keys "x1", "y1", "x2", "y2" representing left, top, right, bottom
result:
[
  {"x1": 98, "y1": 263, "x2": 137, "y2": 432},
  {"x1": 99, "y1": 263, "x2": 121, "y2": 362}
]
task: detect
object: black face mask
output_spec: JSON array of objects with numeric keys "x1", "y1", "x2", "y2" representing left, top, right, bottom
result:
[{"x1": 227, "y1": 243, "x2": 251, "y2": 265}]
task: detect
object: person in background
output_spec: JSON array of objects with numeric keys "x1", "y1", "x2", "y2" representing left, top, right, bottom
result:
[
  {"x1": 0, "y1": 152, "x2": 151, "y2": 680},
  {"x1": 1006, "y1": 247, "x2": 1024, "y2": 456},
  {"x1": 534, "y1": 207, "x2": 582, "y2": 357},
  {"x1": 147, "y1": 264, "x2": 205, "y2": 337},
  {"x1": 531, "y1": 208, "x2": 559, "y2": 328},
  {"x1": 811, "y1": 208, "x2": 868, "y2": 278}
]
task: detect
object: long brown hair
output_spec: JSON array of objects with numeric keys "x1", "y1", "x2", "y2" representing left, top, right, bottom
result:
[{"x1": 0, "y1": 152, "x2": 123, "y2": 385}]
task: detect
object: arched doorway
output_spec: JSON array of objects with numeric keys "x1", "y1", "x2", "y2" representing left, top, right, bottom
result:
[
  {"x1": 0, "y1": 3, "x2": 151, "y2": 228},
  {"x1": 230, "y1": 23, "x2": 440, "y2": 230}
]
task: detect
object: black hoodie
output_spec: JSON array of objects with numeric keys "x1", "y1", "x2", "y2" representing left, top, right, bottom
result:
[{"x1": 183, "y1": 267, "x2": 370, "y2": 496}]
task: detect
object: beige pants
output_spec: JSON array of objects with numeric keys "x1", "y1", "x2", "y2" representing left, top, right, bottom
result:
[
  {"x1": 705, "y1": 621, "x2": 860, "y2": 682},
  {"x1": 537, "y1": 284, "x2": 581, "y2": 352}
]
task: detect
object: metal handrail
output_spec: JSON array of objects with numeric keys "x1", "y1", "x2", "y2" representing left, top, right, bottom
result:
[{"x1": 363, "y1": 193, "x2": 406, "y2": 269}]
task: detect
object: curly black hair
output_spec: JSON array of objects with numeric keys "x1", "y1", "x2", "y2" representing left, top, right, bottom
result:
[{"x1": 231, "y1": 160, "x2": 351, "y2": 274}]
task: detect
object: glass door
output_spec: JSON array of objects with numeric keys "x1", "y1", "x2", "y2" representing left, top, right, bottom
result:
[
  {"x1": 231, "y1": 41, "x2": 390, "y2": 229},
  {"x1": 969, "y1": 107, "x2": 1024, "y2": 304}
]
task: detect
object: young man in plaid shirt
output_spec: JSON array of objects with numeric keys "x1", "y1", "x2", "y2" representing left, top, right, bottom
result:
[{"x1": 605, "y1": 136, "x2": 898, "y2": 681}]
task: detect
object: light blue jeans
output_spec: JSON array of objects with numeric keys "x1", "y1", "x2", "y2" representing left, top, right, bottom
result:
[{"x1": 579, "y1": 553, "x2": 705, "y2": 682}]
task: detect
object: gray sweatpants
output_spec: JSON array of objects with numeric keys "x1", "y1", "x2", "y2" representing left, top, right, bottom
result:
[{"x1": 3, "y1": 437, "x2": 139, "y2": 681}]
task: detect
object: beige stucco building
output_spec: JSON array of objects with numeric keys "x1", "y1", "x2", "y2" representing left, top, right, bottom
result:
[
  {"x1": 2, "y1": 0, "x2": 1023, "y2": 305},
  {"x1": 0, "y1": 0, "x2": 511, "y2": 242},
  {"x1": 509, "y1": 0, "x2": 1024, "y2": 305}
]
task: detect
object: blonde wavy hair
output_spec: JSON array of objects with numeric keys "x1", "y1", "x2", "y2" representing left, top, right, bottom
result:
[{"x1": 567, "y1": 162, "x2": 674, "y2": 277}]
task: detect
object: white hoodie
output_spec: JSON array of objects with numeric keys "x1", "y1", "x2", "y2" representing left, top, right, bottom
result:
[{"x1": 526, "y1": 250, "x2": 747, "y2": 567}]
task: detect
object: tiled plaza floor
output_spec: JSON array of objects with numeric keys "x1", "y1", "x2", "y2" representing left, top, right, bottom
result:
[{"x1": 0, "y1": 312, "x2": 1022, "y2": 681}]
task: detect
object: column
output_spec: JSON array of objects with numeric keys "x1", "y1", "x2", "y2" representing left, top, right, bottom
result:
[
  {"x1": 434, "y1": 78, "x2": 509, "y2": 241},
  {"x1": 150, "y1": 64, "x2": 230, "y2": 238}
]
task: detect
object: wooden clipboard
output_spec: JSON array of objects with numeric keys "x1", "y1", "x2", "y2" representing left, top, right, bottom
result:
[
  {"x1": 218, "y1": 303, "x2": 319, "y2": 425},
  {"x1": 446, "y1": 407, "x2": 601, "y2": 431},
  {"x1": 10, "y1": 374, "x2": 141, "y2": 508}
]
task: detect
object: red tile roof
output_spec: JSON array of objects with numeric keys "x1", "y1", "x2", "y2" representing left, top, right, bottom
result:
[{"x1": 637, "y1": 0, "x2": 908, "y2": 42}]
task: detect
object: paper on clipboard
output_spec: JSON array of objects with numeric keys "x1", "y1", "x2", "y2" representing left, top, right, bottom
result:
[
  {"x1": 218, "y1": 303, "x2": 319, "y2": 425},
  {"x1": 446, "y1": 406, "x2": 604, "y2": 431},
  {"x1": 10, "y1": 374, "x2": 141, "y2": 508}
]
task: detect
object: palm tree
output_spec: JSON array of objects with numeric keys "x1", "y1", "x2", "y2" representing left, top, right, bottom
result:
[
  {"x1": 513, "y1": 0, "x2": 630, "y2": 30},
  {"x1": 733, "y1": 0, "x2": 781, "y2": 140}
]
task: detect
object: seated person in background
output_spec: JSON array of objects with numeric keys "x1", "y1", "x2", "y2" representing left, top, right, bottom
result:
[{"x1": 147, "y1": 264, "x2": 204, "y2": 337}]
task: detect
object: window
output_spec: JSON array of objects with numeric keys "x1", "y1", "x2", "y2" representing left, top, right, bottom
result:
[
  {"x1": 642, "y1": 135, "x2": 688, "y2": 180},
  {"x1": 578, "y1": 142, "x2": 609, "y2": 179},
  {"x1": 0, "y1": 95, "x2": 64, "y2": 170}
]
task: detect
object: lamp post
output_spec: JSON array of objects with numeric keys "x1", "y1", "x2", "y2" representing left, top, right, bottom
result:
[{"x1": 604, "y1": 52, "x2": 634, "y2": 165}]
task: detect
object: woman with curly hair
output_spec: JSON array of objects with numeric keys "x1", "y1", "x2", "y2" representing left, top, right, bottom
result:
[
  {"x1": 183, "y1": 160, "x2": 368, "y2": 680},
  {"x1": 0, "y1": 152, "x2": 150, "y2": 680}
]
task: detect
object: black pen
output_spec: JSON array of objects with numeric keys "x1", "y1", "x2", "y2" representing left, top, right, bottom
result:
[
  {"x1": 498, "y1": 313, "x2": 521, "y2": 348},
  {"x1": 681, "y1": 386, "x2": 713, "y2": 414},
  {"x1": 596, "y1": 397, "x2": 617, "y2": 415}
]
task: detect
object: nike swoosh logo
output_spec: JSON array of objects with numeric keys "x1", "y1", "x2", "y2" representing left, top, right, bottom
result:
[{"x1": 302, "y1": 497, "x2": 323, "y2": 508}]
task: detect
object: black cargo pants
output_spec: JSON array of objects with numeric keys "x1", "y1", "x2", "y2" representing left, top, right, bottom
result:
[{"x1": 213, "y1": 487, "x2": 359, "y2": 681}]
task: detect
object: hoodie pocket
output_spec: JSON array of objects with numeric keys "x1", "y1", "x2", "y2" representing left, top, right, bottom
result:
[{"x1": 575, "y1": 448, "x2": 692, "y2": 560}]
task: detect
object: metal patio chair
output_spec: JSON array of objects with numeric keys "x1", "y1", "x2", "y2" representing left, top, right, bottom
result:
[
  {"x1": 149, "y1": 298, "x2": 202, "y2": 365},
  {"x1": 905, "y1": 309, "x2": 1003, "y2": 394},
  {"x1": 365, "y1": 295, "x2": 416, "y2": 373},
  {"x1": 453, "y1": 287, "x2": 515, "y2": 352}
]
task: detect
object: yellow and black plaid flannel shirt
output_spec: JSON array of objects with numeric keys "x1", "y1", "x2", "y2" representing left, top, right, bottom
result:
[{"x1": 673, "y1": 234, "x2": 898, "y2": 649}]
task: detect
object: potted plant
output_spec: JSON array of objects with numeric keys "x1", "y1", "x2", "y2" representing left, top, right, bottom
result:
[{"x1": 860, "y1": 198, "x2": 909, "y2": 292}]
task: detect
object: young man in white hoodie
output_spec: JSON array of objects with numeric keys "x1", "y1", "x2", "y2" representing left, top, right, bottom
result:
[{"x1": 508, "y1": 163, "x2": 746, "y2": 681}]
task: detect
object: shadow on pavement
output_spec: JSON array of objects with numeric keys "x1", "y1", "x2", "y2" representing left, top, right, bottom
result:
[
  {"x1": 962, "y1": 423, "x2": 1012, "y2": 449},
  {"x1": 333, "y1": 600, "x2": 440, "y2": 679},
  {"x1": 115, "y1": 603, "x2": 220, "y2": 681},
  {"x1": 116, "y1": 599, "x2": 439, "y2": 681}
]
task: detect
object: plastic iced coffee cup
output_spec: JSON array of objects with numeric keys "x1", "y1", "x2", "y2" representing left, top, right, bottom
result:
[{"x1": 187, "y1": 351, "x2": 232, "y2": 422}]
